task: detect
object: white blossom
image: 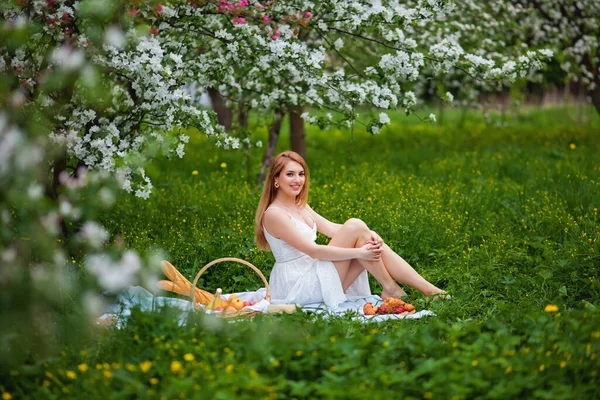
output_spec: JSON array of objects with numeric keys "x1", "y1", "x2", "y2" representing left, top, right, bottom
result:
[
  {"x1": 51, "y1": 46, "x2": 85, "y2": 71},
  {"x1": 80, "y1": 221, "x2": 109, "y2": 249},
  {"x1": 85, "y1": 251, "x2": 141, "y2": 292},
  {"x1": 27, "y1": 184, "x2": 44, "y2": 200},
  {"x1": 379, "y1": 112, "x2": 391, "y2": 125}
]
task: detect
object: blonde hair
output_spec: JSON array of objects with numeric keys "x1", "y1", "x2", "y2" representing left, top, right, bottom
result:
[{"x1": 255, "y1": 151, "x2": 310, "y2": 250}]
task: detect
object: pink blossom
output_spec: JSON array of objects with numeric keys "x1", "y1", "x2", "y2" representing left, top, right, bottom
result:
[
  {"x1": 228, "y1": 3, "x2": 235, "y2": 9},
  {"x1": 237, "y1": 0, "x2": 248, "y2": 7},
  {"x1": 255, "y1": 3, "x2": 264, "y2": 9},
  {"x1": 192, "y1": 3, "x2": 197, "y2": 7},
  {"x1": 232, "y1": 17, "x2": 247, "y2": 24},
  {"x1": 303, "y1": 11, "x2": 312, "y2": 18},
  {"x1": 150, "y1": 26, "x2": 158, "y2": 35},
  {"x1": 127, "y1": 9, "x2": 139, "y2": 16},
  {"x1": 156, "y1": 4, "x2": 164, "y2": 13},
  {"x1": 262, "y1": 15, "x2": 270, "y2": 22},
  {"x1": 218, "y1": 5, "x2": 226, "y2": 11}
]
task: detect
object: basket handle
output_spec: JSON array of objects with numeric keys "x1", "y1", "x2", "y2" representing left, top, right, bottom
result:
[{"x1": 190, "y1": 257, "x2": 271, "y2": 307}]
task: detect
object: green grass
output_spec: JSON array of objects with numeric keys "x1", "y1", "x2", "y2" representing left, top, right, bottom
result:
[{"x1": 3, "y1": 106, "x2": 600, "y2": 399}]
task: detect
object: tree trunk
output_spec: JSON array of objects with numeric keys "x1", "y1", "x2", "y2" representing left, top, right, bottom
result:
[
  {"x1": 238, "y1": 103, "x2": 248, "y2": 130},
  {"x1": 207, "y1": 88, "x2": 232, "y2": 130},
  {"x1": 257, "y1": 109, "x2": 285, "y2": 186},
  {"x1": 237, "y1": 104, "x2": 252, "y2": 184},
  {"x1": 288, "y1": 105, "x2": 306, "y2": 158},
  {"x1": 48, "y1": 152, "x2": 70, "y2": 240},
  {"x1": 49, "y1": 153, "x2": 67, "y2": 201},
  {"x1": 589, "y1": 85, "x2": 600, "y2": 116}
]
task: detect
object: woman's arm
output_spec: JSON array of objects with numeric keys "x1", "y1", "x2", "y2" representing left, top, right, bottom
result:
[
  {"x1": 305, "y1": 204, "x2": 342, "y2": 238},
  {"x1": 307, "y1": 204, "x2": 383, "y2": 245},
  {"x1": 263, "y1": 209, "x2": 381, "y2": 262}
]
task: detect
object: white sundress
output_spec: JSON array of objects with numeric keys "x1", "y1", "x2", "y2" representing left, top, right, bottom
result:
[{"x1": 263, "y1": 207, "x2": 371, "y2": 310}]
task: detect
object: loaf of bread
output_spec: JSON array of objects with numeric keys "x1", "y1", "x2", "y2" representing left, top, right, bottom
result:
[{"x1": 156, "y1": 260, "x2": 214, "y2": 305}]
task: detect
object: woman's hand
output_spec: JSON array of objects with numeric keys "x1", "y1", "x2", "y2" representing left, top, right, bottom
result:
[
  {"x1": 370, "y1": 230, "x2": 383, "y2": 246},
  {"x1": 358, "y1": 241, "x2": 383, "y2": 261}
]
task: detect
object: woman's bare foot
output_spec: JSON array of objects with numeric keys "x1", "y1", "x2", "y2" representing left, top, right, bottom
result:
[
  {"x1": 424, "y1": 291, "x2": 451, "y2": 301},
  {"x1": 381, "y1": 287, "x2": 407, "y2": 299}
]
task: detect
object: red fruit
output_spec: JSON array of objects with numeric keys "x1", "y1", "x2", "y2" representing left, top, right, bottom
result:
[
  {"x1": 243, "y1": 301, "x2": 253, "y2": 307},
  {"x1": 392, "y1": 306, "x2": 406, "y2": 314},
  {"x1": 378, "y1": 304, "x2": 390, "y2": 314}
]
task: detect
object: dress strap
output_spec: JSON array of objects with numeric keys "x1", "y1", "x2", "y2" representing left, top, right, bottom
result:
[{"x1": 264, "y1": 206, "x2": 293, "y2": 219}]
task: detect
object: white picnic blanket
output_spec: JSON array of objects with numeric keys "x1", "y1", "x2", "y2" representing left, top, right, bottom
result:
[
  {"x1": 98, "y1": 286, "x2": 435, "y2": 326},
  {"x1": 301, "y1": 295, "x2": 436, "y2": 322}
]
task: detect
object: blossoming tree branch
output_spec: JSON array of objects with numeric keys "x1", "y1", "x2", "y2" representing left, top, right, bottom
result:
[
  {"x1": 2, "y1": 0, "x2": 567, "y2": 199},
  {"x1": 140, "y1": 0, "x2": 557, "y2": 169}
]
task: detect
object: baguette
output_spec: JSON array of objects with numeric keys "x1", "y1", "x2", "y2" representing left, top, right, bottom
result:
[{"x1": 157, "y1": 260, "x2": 214, "y2": 305}]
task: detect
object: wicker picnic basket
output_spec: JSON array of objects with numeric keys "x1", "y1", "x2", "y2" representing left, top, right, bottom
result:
[{"x1": 190, "y1": 257, "x2": 272, "y2": 319}]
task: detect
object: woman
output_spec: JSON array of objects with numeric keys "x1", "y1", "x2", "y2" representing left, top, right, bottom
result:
[{"x1": 255, "y1": 151, "x2": 447, "y2": 309}]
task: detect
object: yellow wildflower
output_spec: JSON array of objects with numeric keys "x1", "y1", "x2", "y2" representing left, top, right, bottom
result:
[
  {"x1": 220, "y1": 162, "x2": 227, "y2": 168},
  {"x1": 184, "y1": 353, "x2": 195, "y2": 361},
  {"x1": 77, "y1": 363, "x2": 88, "y2": 373},
  {"x1": 569, "y1": 143, "x2": 576, "y2": 150},
  {"x1": 192, "y1": 170, "x2": 199, "y2": 175},
  {"x1": 150, "y1": 378, "x2": 159, "y2": 385},
  {"x1": 65, "y1": 370, "x2": 77, "y2": 380},
  {"x1": 140, "y1": 361, "x2": 152, "y2": 372},
  {"x1": 171, "y1": 361, "x2": 183, "y2": 373},
  {"x1": 3, "y1": 393, "x2": 13, "y2": 400},
  {"x1": 544, "y1": 304, "x2": 559, "y2": 313}
]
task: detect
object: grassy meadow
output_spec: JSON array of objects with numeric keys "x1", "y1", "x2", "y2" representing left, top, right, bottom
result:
[{"x1": 4, "y1": 106, "x2": 600, "y2": 399}]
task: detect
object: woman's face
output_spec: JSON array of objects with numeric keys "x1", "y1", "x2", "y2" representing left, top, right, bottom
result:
[{"x1": 275, "y1": 160, "x2": 305, "y2": 198}]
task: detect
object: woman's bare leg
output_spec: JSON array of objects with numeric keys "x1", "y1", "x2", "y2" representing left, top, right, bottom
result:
[
  {"x1": 379, "y1": 244, "x2": 443, "y2": 296},
  {"x1": 329, "y1": 218, "x2": 445, "y2": 298},
  {"x1": 328, "y1": 219, "x2": 406, "y2": 298}
]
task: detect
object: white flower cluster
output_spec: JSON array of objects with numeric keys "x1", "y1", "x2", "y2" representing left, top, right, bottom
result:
[
  {"x1": 86, "y1": 251, "x2": 142, "y2": 292},
  {"x1": 379, "y1": 51, "x2": 424, "y2": 81}
]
